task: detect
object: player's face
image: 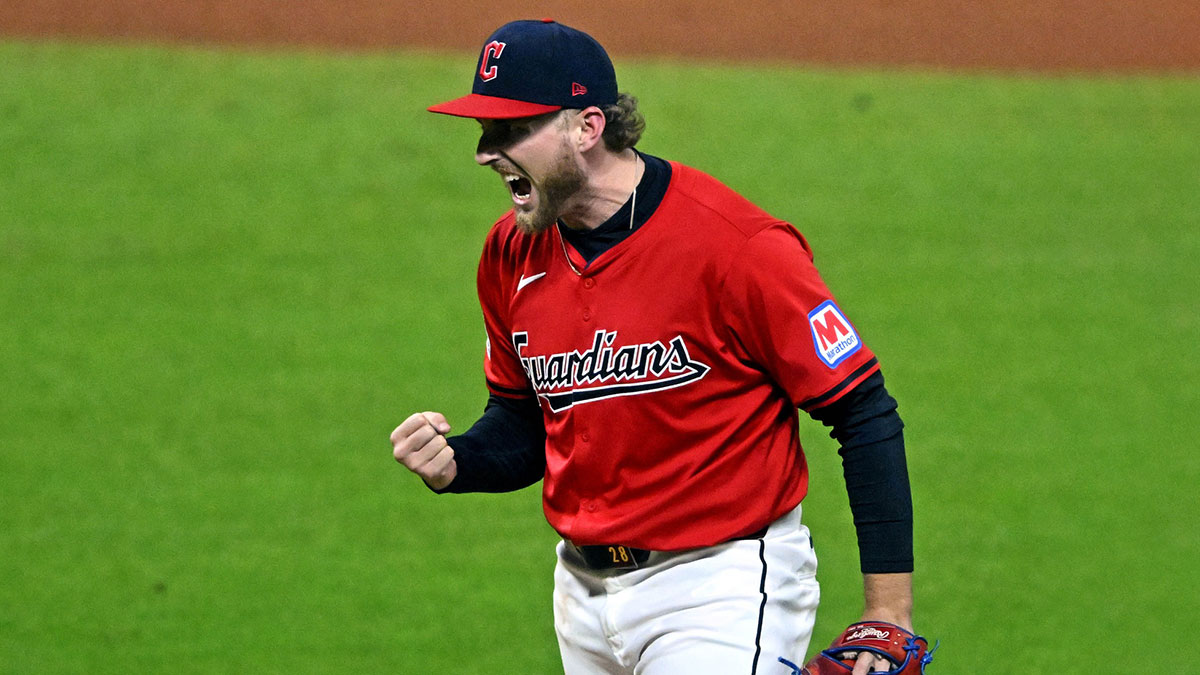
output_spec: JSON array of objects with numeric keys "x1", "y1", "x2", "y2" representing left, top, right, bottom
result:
[{"x1": 475, "y1": 112, "x2": 585, "y2": 235}]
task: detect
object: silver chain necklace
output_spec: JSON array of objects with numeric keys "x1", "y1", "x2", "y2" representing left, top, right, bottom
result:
[{"x1": 556, "y1": 156, "x2": 639, "y2": 277}]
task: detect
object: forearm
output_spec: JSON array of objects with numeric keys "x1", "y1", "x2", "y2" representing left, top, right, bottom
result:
[
  {"x1": 811, "y1": 372, "x2": 914, "y2": 573},
  {"x1": 840, "y1": 430, "x2": 914, "y2": 573},
  {"x1": 436, "y1": 393, "x2": 547, "y2": 493},
  {"x1": 815, "y1": 375, "x2": 918, "y2": 644}
]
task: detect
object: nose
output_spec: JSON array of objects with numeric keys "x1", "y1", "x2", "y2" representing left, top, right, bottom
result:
[
  {"x1": 474, "y1": 122, "x2": 509, "y2": 165},
  {"x1": 475, "y1": 142, "x2": 501, "y2": 166}
]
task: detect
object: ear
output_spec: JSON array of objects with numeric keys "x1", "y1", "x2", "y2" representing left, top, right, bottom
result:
[{"x1": 572, "y1": 107, "x2": 607, "y2": 153}]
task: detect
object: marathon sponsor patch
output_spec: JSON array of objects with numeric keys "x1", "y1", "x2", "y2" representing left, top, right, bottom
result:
[{"x1": 808, "y1": 300, "x2": 861, "y2": 368}]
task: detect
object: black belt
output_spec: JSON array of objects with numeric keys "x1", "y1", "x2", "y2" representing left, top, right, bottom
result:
[{"x1": 572, "y1": 525, "x2": 770, "y2": 571}]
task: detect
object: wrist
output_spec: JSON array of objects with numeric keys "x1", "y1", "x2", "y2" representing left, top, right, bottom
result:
[
  {"x1": 857, "y1": 611, "x2": 913, "y2": 633},
  {"x1": 861, "y1": 572, "x2": 913, "y2": 631}
]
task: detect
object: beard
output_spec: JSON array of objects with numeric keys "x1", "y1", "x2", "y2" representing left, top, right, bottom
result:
[{"x1": 513, "y1": 146, "x2": 585, "y2": 235}]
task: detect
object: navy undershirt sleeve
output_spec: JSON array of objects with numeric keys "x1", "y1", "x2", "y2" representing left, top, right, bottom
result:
[
  {"x1": 434, "y1": 393, "x2": 546, "y2": 494},
  {"x1": 808, "y1": 371, "x2": 915, "y2": 574}
]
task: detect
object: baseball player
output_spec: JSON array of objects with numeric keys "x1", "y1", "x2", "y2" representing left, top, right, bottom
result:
[{"x1": 392, "y1": 19, "x2": 930, "y2": 675}]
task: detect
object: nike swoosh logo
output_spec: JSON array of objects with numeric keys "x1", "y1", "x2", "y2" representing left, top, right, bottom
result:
[{"x1": 517, "y1": 272, "x2": 546, "y2": 292}]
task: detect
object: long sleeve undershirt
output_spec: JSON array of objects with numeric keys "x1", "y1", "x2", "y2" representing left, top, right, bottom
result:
[{"x1": 809, "y1": 371, "x2": 914, "y2": 574}]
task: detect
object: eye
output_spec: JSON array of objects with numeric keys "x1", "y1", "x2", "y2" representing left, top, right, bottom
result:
[
  {"x1": 505, "y1": 121, "x2": 533, "y2": 137},
  {"x1": 479, "y1": 120, "x2": 535, "y2": 149}
]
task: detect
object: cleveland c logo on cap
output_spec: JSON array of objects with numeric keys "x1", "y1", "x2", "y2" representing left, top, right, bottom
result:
[{"x1": 479, "y1": 41, "x2": 506, "y2": 82}]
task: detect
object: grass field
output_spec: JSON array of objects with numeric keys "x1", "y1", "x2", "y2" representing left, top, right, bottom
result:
[{"x1": 1, "y1": 41, "x2": 1197, "y2": 673}]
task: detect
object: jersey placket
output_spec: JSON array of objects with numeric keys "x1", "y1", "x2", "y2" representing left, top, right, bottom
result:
[{"x1": 574, "y1": 272, "x2": 599, "y2": 518}]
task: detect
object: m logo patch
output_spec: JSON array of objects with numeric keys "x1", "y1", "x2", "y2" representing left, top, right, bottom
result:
[{"x1": 808, "y1": 300, "x2": 861, "y2": 368}]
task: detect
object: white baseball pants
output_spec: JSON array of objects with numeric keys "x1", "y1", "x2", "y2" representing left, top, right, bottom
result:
[{"x1": 552, "y1": 504, "x2": 819, "y2": 675}]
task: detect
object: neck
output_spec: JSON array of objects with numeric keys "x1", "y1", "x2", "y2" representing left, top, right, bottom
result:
[{"x1": 559, "y1": 149, "x2": 642, "y2": 231}]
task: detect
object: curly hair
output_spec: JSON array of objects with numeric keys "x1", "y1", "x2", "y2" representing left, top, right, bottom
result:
[{"x1": 600, "y1": 93, "x2": 646, "y2": 152}]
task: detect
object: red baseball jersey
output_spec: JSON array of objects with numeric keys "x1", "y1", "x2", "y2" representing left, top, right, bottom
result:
[{"x1": 476, "y1": 162, "x2": 880, "y2": 550}]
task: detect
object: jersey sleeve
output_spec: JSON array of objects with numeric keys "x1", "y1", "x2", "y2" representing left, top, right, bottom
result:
[
  {"x1": 477, "y1": 226, "x2": 535, "y2": 398},
  {"x1": 719, "y1": 222, "x2": 880, "y2": 410}
]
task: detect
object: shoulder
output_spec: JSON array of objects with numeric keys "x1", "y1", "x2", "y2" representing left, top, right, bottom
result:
[
  {"x1": 663, "y1": 162, "x2": 785, "y2": 241},
  {"x1": 655, "y1": 161, "x2": 814, "y2": 265}
]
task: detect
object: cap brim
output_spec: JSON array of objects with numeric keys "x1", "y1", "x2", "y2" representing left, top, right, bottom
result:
[{"x1": 427, "y1": 93, "x2": 563, "y2": 120}]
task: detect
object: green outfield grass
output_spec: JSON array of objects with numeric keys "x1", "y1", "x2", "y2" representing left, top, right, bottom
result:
[{"x1": 1, "y1": 41, "x2": 1197, "y2": 673}]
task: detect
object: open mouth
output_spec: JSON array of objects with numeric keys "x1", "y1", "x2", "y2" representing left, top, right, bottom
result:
[{"x1": 503, "y1": 173, "x2": 533, "y2": 205}]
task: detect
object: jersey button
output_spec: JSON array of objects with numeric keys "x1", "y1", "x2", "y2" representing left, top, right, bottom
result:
[
  {"x1": 585, "y1": 502, "x2": 598, "y2": 513},
  {"x1": 583, "y1": 278, "x2": 595, "y2": 289},
  {"x1": 582, "y1": 309, "x2": 591, "y2": 321},
  {"x1": 580, "y1": 432, "x2": 590, "y2": 442}
]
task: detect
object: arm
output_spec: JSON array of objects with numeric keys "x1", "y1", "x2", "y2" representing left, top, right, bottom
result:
[
  {"x1": 394, "y1": 217, "x2": 547, "y2": 492},
  {"x1": 391, "y1": 393, "x2": 546, "y2": 493},
  {"x1": 439, "y1": 393, "x2": 546, "y2": 493},
  {"x1": 809, "y1": 372, "x2": 916, "y2": 673},
  {"x1": 808, "y1": 371, "x2": 914, "y2": 627}
]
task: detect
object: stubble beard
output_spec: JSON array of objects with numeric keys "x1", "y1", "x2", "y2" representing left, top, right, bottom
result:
[{"x1": 514, "y1": 147, "x2": 586, "y2": 236}]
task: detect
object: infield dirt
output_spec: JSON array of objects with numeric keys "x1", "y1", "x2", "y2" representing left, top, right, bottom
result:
[{"x1": 3, "y1": 0, "x2": 1198, "y2": 72}]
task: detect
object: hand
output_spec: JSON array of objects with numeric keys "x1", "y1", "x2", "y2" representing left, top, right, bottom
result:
[
  {"x1": 851, "y1": 651, "x2": 894, "y2": 674},
  {"x1": 801, "y1": 619, "x2": 933, "y2": 675},
  {"x1": 391, "y1": 411, "x2": 457, "y2": 490},
  {"x1": 847, "y1": 605, "x2": 912, "y2": 674}
]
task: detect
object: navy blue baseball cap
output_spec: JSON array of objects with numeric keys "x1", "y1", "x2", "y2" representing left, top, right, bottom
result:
[{"x1": 428, "y1": 19, "x2": 618, "y2": 119}]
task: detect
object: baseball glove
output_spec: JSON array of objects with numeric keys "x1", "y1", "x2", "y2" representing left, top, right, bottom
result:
[{"x1": 780, "y1": 621, "x2": 936, "y2": 674}]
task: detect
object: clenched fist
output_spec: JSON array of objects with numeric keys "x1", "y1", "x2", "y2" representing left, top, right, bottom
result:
[{"x1": 391, "y1": 411, "x2": 457, "y2": 490}]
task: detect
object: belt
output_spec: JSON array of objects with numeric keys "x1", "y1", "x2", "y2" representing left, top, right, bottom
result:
[{"x1": 571, "y1": 525, "x2": 770, "y2": 571}]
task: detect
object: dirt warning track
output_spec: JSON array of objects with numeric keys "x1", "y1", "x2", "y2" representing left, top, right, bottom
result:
[{"x1": 3, "y1": 0, "x2": 1199, "y2": 72}]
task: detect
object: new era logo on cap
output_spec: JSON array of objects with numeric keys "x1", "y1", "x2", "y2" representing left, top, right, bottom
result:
[{"x1": 428, "y1": 19, "x2": 618, "y2": 119}]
